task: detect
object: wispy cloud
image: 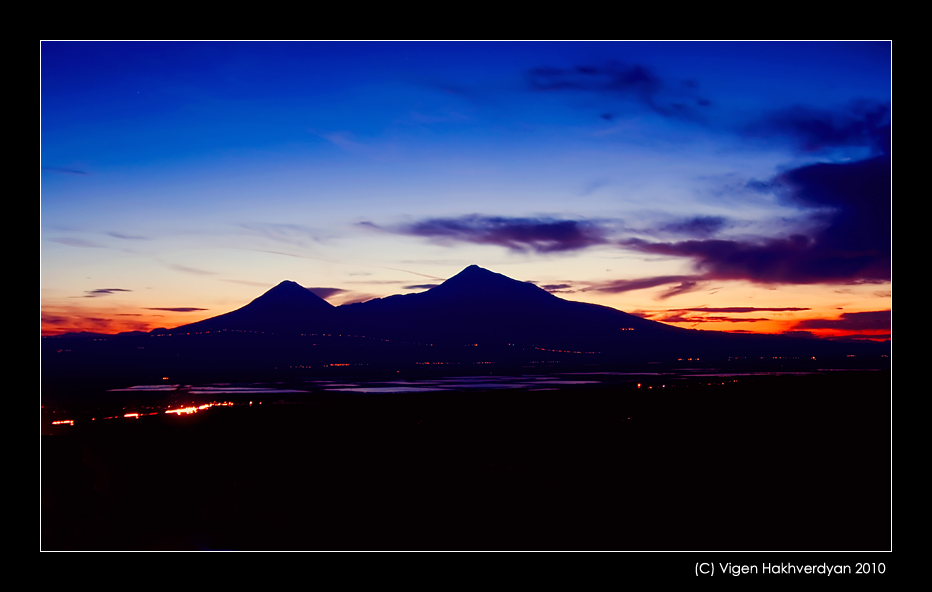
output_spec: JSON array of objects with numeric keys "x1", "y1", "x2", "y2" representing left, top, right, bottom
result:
[
  {"x1": 50, "y1": 237, "x2": 106, "y2": 248},
  {"x1": 143, "y1": 307, "x2": 208, "y2": 312},
  {"x1": 79, "y1": 288, "x2": 132, "y2": 298},
  {"x1": 584, "y1": 275, "x2": 701, "y2": 294},
  {"x1": 240, "y1": 222, "x2": 331, "y2": 246},
  {"x1": 224, "y1": 279, "x2": 274, "y2": 288},
  {"x1": 306, "y1": 287, "x2": 348, "y2": 301},
  {"x1": 108, "y1": 231, "x2": 149, "y2": 240},
  {"x1": 166, "y1": 263, "x2": 217, "y2": 276},
  {"x1": 43, "y1": 166, "x2": 89, "y2": 175}
]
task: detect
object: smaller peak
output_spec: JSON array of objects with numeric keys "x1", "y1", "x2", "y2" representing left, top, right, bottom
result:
[{"x1": 268, "y1": 280, "x2": 311, "y2": 292}]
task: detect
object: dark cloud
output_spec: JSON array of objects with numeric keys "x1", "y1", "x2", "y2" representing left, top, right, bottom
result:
[
  {"x1": 527, "y1": 60, "x2": 886, "y2": 157},
  {"x1": 527, "y1": 62, "x2": 710, "y2": 120},
  {"x1": 792, "y1": 310, "x2": 890, "y2": 332},
  {"x1": 585, "y1": 275, "x2": 700, "y2": 294},
  {"x1": 540, "y1": 283, "x2": 576, "y2": 293},
  {"x1": 365, "y1": 215, "x2": 612, "y2": 254},
  {"x1": 657, "y1": 280, "x2": 704, "y2": 300},
  {"x1": 82, "y1": 288, "x2": 131, "y2": 298},
  {"x1": 659, "y1": 216, "x2": 728, "y2": 238},
  {"x1": 403, "y1": 284, "x2": 440, "y2": 290},
  {"x1": 743, "y1": 100, "x2": 890, "y2": 154},
  {"x1": 143, "y1": 307, "x2": 208, "y2": 312},
  {"x1": 618, "y1": 151, "x2": 890, "y2": 285},
  {"x1": 306, "y1": 287, "x2": 347, "y2": 300}
]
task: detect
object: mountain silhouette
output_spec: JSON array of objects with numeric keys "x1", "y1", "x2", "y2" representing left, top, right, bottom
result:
[
  {"x1": 333, "y1": 265, "x2": 678, "y2": 350},
  {"x1": 170, "y1": 279, "x2": 335, "y2": 334},
  {"x1": 42, "y1": 265, "x2": 889, "y2": 390},
  {"x1": 421, "y1": 264, "x2": 558, "y2": 304}
]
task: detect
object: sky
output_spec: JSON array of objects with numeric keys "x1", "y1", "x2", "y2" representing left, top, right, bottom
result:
[{"x1": 40, "y1": 41, "x2": 891, "y2": 340}]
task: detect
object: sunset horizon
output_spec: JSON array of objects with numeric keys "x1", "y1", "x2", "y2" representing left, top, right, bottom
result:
[
  {"x1": 41, "y1": 41, "x2": 891, "y2": 344},
  {"x1": 41, "y1": 263, "x2": 891, "y2": 341}
]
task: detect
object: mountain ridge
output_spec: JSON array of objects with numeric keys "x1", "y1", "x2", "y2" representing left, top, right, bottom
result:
[{"x1": 43, "y1": 266, "x2": 890, "y2": 376}]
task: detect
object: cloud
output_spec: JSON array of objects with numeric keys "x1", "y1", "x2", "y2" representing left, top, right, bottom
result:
[
  {"x1": 167, "y1": 263, "x2": 217, "y2": 276},
  {"x1": 403, "y1": 284, "x2": 440, "y2": 290},
  {"x1": 617, "y1": 151, "x2": 890, "y2": 286},
  {"x1": 525, "y1": 60, "x2": 886, "y2": 157},
  {"x1": 306, "y1": 287, "x2": 347, "y2": 300},
  {"x1": 364, "y1": 215, "x2": 612, "y2": 254},
  {"x1": 792, "y1": 310, "x2": 891, "y2": 332},
  {"x1": 527, "y1": 61, "x2": 711, "y2": 120},
  {"x1": 240, "y1": 222, "x2": 330, "y2": 245},
  {"x1": 50, "y1": 238, "x2": 105, "y2": 248},
  {"x1": 639, "y1": 310, "x2": 771, "y2": 324},
  {"x1": 224, "y1": 279, "x2": 274, "y2": 288},
  {"x1": 42, "y1": 313, "x2": 70, "y2": 325},
  {"x1": 143, "y1": 307, "x2": 209, "y2": 312},
  {"x1": 656, "y1": 280, "x2": 705, "y2": 300},
  {"x1": 585, "y1": 275, "x2": 700, "y2": 294},
  {"x1": 43, "y1": 167, "x2": 89, "y2": 175},
  {"x1": 658, "y1": 216, "x2": 729, "y2": 238},
  {"x1": 81, "y1": 288, "x2": 131, "y2": 298},
  {"x1": 540, "y1": 283, "x2": 576, "y2": 293},
  {"x1": 743, "y1": 100, "x2": 890, "y2": 154},
  {"x1": 108, "y1": 231, "x2": 148, "y2": 240}
]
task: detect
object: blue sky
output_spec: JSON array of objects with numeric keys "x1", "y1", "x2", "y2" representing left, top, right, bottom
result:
[{"x1": 41, "y1": 41, "x2": 891, "y2": 338}]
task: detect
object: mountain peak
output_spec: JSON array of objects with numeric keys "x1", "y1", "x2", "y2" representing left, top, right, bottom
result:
[
  {"x1": 426, "y1": 265, "x2": 556, "y2": 303},
  {"x1": 254, "y1": 280, "x2": 334, "y2": 308}
]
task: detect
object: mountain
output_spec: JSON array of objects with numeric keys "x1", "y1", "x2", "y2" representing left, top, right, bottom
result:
[
  {"x1": 42, "y1": 266, "x2": 890, "y2": 391},
  {"x1": 335, "y1": 264, "x2": 679, "y2": 350},
  {"x1": 420, "y1": 264, "x2": 558, "y2": 304},
  {"x1": 169, "y1": 280, "x2": 335, "y2": 334},
  {"x1": 164, "y1": 265, "x2": 885, "y2": 359}
]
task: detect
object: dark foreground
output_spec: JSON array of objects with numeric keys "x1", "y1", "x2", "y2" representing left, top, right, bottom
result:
[{"x1": 41, "y1": 371, "x2": 890, "y2": 550}]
